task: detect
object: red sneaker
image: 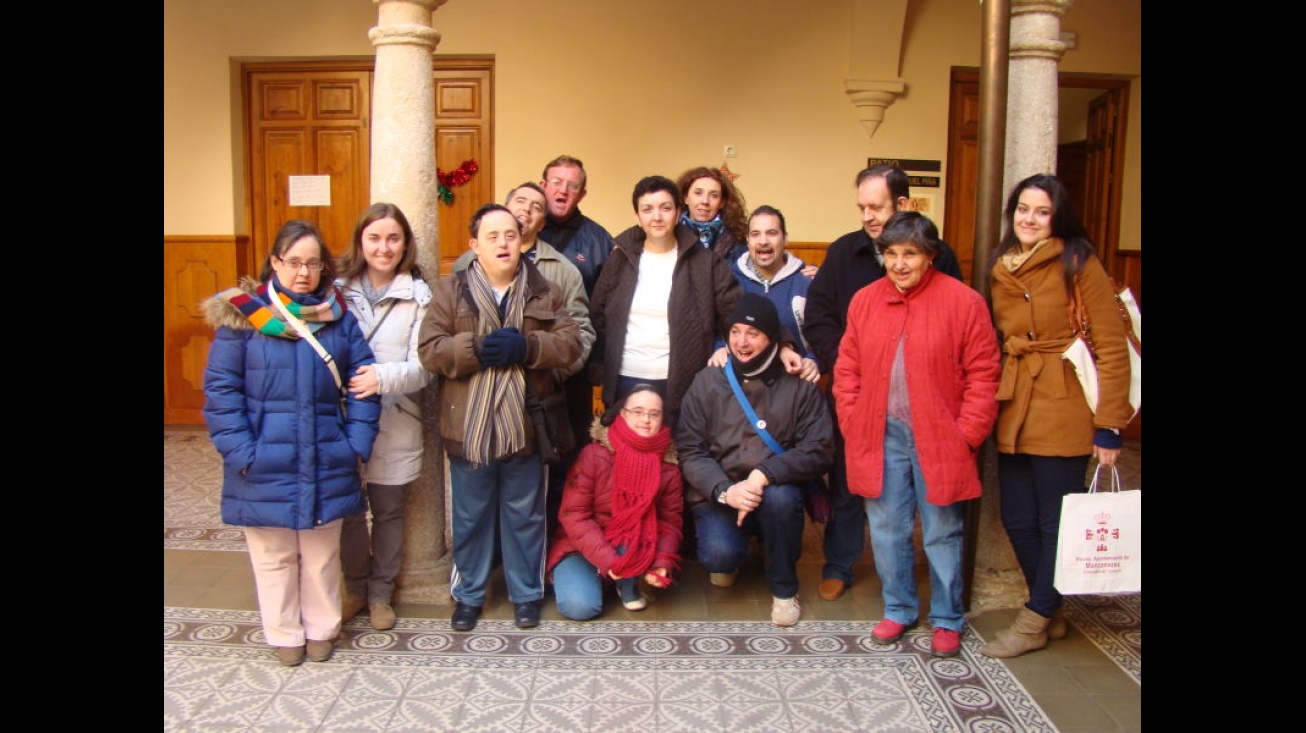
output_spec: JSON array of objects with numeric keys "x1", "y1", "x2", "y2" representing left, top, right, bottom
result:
[
  {"x1": 871, "y1": 618, "x2": 915, "y2": 645},
  {"x1": 931, "y1": 627, "x2": 962, "y2": 658}
]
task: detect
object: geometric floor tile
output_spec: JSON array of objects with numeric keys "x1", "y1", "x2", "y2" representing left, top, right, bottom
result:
[
  {"x1": 1063, "y1": 593, "x2": 1141, "y2": 685},
  {"x1": 166, "y1": 607, "x2": 1059, "y2": 733}
]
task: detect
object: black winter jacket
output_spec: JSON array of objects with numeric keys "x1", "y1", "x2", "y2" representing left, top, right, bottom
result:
[{"x1": 589, "y1": 222, "x2": 741, "y2": 425}]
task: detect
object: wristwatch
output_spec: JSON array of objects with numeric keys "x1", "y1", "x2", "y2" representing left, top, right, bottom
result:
[{"x1": 717, "y1": 487, "x2": 730, "y2": 505}]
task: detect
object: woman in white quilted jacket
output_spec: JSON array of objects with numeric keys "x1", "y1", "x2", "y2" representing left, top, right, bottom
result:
[{"x1": 335, "y1": 202, "x2": 433, "y2": 631}]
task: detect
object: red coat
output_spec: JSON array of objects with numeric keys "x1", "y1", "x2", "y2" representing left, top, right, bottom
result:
[
  {"x1": 833, "y1": 267, "x2": 1001, "y2": 505},
  {"x1": 545, "y1": 421, "x2": 683, "y2": 579}
]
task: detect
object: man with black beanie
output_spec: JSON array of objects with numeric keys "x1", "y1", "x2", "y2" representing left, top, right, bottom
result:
[{"x1": 675, "y1": 294, "x2": 833, "y2": 627}]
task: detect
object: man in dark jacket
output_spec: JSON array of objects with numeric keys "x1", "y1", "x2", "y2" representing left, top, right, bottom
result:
[
  {"x1": 676, "y1": 294, "x2": 832, "y2": 627},
  {"x1": 803, "y1": 165, "x2": 964, "y2": 603},
  {"x1": 538, "y1": 154, "x2": 614, "y2": 296}
]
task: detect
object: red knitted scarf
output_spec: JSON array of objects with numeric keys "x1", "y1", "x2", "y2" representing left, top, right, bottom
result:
[{"x1": 604, "y1": 418, "x2": 675, "y2": 577}]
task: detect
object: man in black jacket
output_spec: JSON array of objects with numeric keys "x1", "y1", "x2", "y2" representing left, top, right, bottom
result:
[{"x1": 803, "y1": 165, "x2": 963, "y2": 602}]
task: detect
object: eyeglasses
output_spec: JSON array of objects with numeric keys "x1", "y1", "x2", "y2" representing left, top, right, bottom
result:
[
  {"x1": 622, "y1": 408, "x2": 662, "y2": 421},
  {"x1": 276, "y1": 257, "x2": 325, "y2": 271},
  {"x1": 545, "y1": 178, "x2": 583, "y2": 194}
]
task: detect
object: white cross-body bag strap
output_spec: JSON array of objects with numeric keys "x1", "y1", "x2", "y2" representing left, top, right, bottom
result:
[{"x1": 268, "y1": 284, "x2": 343, "y2": 392}]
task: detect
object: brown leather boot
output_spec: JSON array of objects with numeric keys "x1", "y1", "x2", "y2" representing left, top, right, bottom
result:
[
  {"x1": 980, "y1": 608, "x2": 1050, "y2": 659},
  {"x1": 1047, "y1": 605, "x2": 1068, "y2": 640}
]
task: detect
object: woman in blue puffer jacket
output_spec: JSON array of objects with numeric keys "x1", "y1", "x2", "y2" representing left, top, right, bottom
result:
[{"x1": 202, "y1": 219, "x2": 380, "y2": 668}]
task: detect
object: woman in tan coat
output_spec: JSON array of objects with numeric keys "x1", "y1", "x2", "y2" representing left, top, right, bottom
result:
[{"x1": 982, "y1": 174, "x2": 1132, "y2": 659}]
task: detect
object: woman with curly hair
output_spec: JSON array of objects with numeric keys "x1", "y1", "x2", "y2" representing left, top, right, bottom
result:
[{"x1": 675, "y1": 166, "x2": 750, "y2": 262}]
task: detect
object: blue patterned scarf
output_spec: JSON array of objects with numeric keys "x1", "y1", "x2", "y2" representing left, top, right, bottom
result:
[{"x1": 680, "y1": 210, "x2": 724, "y2": 249}]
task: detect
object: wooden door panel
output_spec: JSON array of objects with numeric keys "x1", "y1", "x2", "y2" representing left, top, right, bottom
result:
[
  {"x1": 943, "y1": 77, "x2": 979, "y2": 282},
  {"x1": 1084, "y1": 90, "x2": 1118, "y2": 269},
  {"x1": 433, "y1": 63, "x2": 493, "y2": 273},
  {"x1": 314, "y1": 80, "x2": 368, "y2": 118},
  {"x1": 318, "y1": 128, "x2": 368, "y2": 251},
  {"x1": 163, "y1": 236, "x2": 250, "y2": 423},
  {"x1": 436, "y1": 126, "x2": 484, "y2": 273},
  {"x1": 435, "y1": 80, "x2": 483, "y2": 118},
  {"x1": 259, "y1": 81, "x2": 310, "y2": 120},
  {"x1": 258, "y1": 130, "x2": 311, "y2": 260}
]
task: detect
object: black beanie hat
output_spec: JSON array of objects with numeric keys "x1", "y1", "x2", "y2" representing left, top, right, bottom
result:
[{"x1": 727, "y1": 293, "x2": 781, "y2": 344}]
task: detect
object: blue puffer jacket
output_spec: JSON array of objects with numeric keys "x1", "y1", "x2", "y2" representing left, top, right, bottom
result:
[{"x1": 202, "y1": 277, "x2": 381, "y2": 530}]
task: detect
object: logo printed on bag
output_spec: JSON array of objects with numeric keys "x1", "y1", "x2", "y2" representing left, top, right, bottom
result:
[{"x1": 1072, "y1": 515, "x2": 1128, "y2": 569}]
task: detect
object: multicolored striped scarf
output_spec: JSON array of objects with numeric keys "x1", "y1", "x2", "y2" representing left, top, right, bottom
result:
[
  {"x1": 604, "y1": 418, "x2": 677, "y2": 578},
  {"x1": 462, "y1": 261, "x2": 528, "y2": 466},
  {"x1": 216, "y1": 279, "x2": 343, "y2": 339},
  {"x1": 680, "y1": 210, "x2": 724, "y2": 249}
]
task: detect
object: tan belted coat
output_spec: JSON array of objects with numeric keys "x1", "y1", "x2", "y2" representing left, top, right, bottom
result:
[{"x1": 990, "y1": 239, "x2": 1132, "y2": 456}]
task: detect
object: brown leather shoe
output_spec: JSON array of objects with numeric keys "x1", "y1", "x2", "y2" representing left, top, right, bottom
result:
[{"x1": 818, "y1": 578, "x2": 847, "y2": 601}]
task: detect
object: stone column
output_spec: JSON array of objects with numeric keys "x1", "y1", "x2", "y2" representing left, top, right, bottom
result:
[
  {"x1": 1003, "y1": 0, "x2": 1075, "y2": 194},
  {"x1": 369, "y1": 0, "x2": 452, "y2": 605},
  {"x1": 969, "y1": 0, "x2": 1076, "y2": 614}
]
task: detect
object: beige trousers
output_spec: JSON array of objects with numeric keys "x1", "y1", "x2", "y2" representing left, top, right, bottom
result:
[{"x1": 244, "y1": 519, "x2": 343, "y2": 647}]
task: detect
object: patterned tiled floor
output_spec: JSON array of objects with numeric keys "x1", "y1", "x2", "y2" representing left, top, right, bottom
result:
[
  {"x1": 166, "y1": 608, "x2": 1057, "y2": 732},
  {"x1": 1062, "y1": 594, "x2": 1141, "y2": 685},
  {"x1": 166, "y1": 428, "x2": 1140, "y2": 732}
]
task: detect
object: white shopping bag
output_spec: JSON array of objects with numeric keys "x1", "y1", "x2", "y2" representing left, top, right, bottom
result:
[{"x1": 1054, "y1": 464, "x2": 1141, "y2": 595}]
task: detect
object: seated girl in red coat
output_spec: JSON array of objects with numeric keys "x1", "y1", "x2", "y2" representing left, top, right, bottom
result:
[{"x1": 545, "y1": 384, "x2": 683, "y2": 619}]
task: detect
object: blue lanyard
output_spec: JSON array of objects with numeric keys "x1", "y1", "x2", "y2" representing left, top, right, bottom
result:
[{"x1": 724, "y1": 365, "x2": 785, "y2": 455}]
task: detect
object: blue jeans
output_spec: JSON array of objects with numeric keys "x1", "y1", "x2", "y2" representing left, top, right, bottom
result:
[
  {"x1": 822, "y1": 411, "x2": 866, "y2": 584},
  {"x1": 448, "y1": 454, "x2": 546, "y2": 606},
  {"x1": 550, "y1": 552, "x2": 604, "y2": 621},
  {"x1": 997, "y1": 452, "x2": 1090, "y2": 618},
  {"x1": 692, "y1": 482, "x2": 804, "y2": 599},
  {"x1": 865, "y1": 416, "x2": 967, "y2": 632}
]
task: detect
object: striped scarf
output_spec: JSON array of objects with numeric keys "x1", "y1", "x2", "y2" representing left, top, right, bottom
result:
[
  {"x1": 216, "y1": 278, "x2": 343, "y2": 339},
  {"x1": 604, "y1": 418, "x2": 677, "y2": 578},
  {"x1": 462, "y1": 261, "x2": 528, "y2": 466}
]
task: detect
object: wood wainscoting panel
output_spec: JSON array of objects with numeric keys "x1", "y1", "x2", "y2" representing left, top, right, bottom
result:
[
  {"x1": 164, "y1": 236, "x2": 250, "y2": 424},
  {"x1": 786, "y1": 242, "x2": 828, "y2": 269}
]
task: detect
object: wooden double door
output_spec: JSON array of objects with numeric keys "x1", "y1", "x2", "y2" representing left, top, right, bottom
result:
[
  {"x1": 246, "y1": 57, "x2": 494, "y2": 271},
  {"x1": 163, "y1": 58, "x2": 494, "y2": 425}
]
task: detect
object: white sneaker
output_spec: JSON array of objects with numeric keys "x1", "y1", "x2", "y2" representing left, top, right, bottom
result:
[
  {"x1": 709, "y1": 570, "x2": 739, "y2": 588},
  {"x1": 771, "y1": 596, "x2": 801, "y2": 627}
]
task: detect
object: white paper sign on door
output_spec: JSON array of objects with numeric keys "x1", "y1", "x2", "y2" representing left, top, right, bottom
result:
[{"x1": 288, "y1": 175, "x2": 331, "y2": 207}]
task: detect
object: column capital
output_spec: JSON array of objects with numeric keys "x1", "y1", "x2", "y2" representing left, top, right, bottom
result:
[
  {"x1": 1010, "y1": 0, "x2": 1074, "y2": 17},
  {"x1": 368, "y1": 23, "x2": 442, "y2": 48},
  {"x1": 373, "y1": 0, "x2": 448, "y2": 11},
  {"x1": 1009, "y1": 0, "x2": 1074, "y2": 62}
]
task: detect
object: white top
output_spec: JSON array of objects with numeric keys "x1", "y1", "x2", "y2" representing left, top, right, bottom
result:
[{"x1": 620, "y1": 247, "x2": 677, "y2": 380}]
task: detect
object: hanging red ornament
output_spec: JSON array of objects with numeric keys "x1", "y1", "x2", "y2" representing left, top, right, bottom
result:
[{"x1": 435, "y1": 158, "x2": 479, "y2": 205}]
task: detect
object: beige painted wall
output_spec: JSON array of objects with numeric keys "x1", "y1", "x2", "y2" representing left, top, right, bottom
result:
[{"x1": 164, "y1": 0, "x2": 1140, "y2": 250}]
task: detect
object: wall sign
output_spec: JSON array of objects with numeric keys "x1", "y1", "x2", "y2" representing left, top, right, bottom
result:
[{"x1": 867, "y1": 157, "x2": 941, "y2": 173}]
